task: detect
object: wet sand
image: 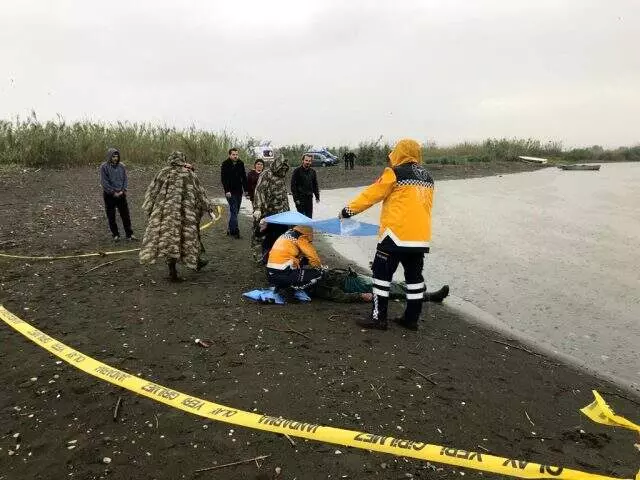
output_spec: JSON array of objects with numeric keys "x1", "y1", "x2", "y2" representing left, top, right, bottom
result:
[
  {"x1": 314, "y1": 163, "x2": 640, "y2": 392},
  {"x1": 1, "y1": 165, "x2": 639, "y2": 479}
]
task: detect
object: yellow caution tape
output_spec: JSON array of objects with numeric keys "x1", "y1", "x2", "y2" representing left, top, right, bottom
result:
[
  {"x1": 581, "y1": 391, "x2": 640, "y2": 434},
  {"x1": 0, "y1": 306, "x2": 635, "y2": 480},
  {"x1": 198, "y1": 205, "x2": 224, "y2": 232},
  {"x1": 0, "y1": 248, "x2": 140, "y2": 261},
  {"x1": 0, "y1": 206, "x2": 223, "y2": 261}
]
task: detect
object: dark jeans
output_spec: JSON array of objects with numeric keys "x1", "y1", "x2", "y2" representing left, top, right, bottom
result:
[
  {"x1": 226, "y1": 193, "x2": 242, "y2": 234},
  {"x1": 267, "y1": 266, "x2": 324, "y2": 290},
  {"x1": 370, "y1": 248, "x2": 425, "y2": 324},
  {"x1": 295, "y1": 195, "x2": 314, "y2": 218},
  {"x1": 103, "y1": 192, "x2": 133, "y2": 238}
]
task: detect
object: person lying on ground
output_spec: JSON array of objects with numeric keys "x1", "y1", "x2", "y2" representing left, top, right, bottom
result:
[
  {"x1": 139, "y1": 151, "x2": 221, "y2": 282},
  {"x1": 266, "y1": 225, "x2": 326, "y2": 291},
  {"x1": 308, "y1": 267, "x2": 449, "y2": 304}
]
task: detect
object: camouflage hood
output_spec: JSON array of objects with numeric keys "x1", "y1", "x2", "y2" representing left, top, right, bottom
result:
[
  {"x1": 168, "y1": 151, "x2": 190, "y2": 169},
  {"x1": 270, "y1": 156, "x2": 289, "y2": 178},
  {"x1": 253, "y1": 157, "x2": 290, "y2": 218}
]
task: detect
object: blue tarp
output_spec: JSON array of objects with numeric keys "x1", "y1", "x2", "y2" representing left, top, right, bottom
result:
[
  {"x1": 243, "y1": 288, "x2": 285, "y2": 304},
  {"x1": 243, "y1": 287, "x2": 311, "y2": 304},
  {"x1": 263, "y1": 211, "x2": 314, "y2": 225},
  {"x1": 312, "y1": 218, "x2": 379, "y2": 236},
  {"x1": 263, "y1": 212, "x2": 378, "y2": 237}
]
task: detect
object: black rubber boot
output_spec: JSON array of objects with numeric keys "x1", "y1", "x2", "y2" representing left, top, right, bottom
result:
[
  {"x1": 196, "y1": 258, "x2": 209, "y2": 272},
  {"x1": 356, "y1": 317, "x2": 388, "y2": 331},
  {"x1": 392, "y1": 317, "x2": 418, "y2": 331},
  {"x1": 424, "y1": 285, "x2": 450, "y2": 303},
  {"x1": 168, "y1": 259, "x2": 183, "y2": 282}
]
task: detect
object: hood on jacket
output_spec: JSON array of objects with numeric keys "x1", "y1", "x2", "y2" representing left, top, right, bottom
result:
[
  {"x1": 388, "y1": 139, "x2": 422, "y2": 167},
  {"x1": 293, "y1": 225, "x2": 313, "y2": 242},
  {"x1": 270, "y1": 156, "x2": 290, "y2": 178},
  {"x1": 168, "y1": 151, "x2": 190, "y2": 169},
  {"x1": 105, "y1": 147, "x2": 121, "y2": 164}
]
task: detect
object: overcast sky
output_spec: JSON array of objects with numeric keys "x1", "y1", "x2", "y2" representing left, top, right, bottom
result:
[{"x1": 1, "y1": 0, "x2": 638, "y2": 148}]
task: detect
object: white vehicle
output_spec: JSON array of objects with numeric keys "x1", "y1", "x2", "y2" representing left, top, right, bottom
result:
[{"x1": 251, "y1": 141, "x2": 277, "y2": 165}]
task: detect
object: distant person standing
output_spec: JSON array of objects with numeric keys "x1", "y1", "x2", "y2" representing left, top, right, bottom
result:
[
  {"x1": 344, "y1": 151, "x2": 356, "y2": 170},
  {"x1": 220, "y1": 148, "x2": 248, "y2": 239},
  {"x1": 100, "y1": 148, "x2": 135, "y2": 241},
  {"x1": 247, "y1": 159, "x2": 264, "y2": 205},
  {"x1": 247, "y1": 159, "x2": 265, "y2": 259},
  {"x1": 290, "y1": 154, "x2": 320, "y2": 218}
]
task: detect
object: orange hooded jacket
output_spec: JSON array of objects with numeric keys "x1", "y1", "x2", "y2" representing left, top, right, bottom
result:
[
  {"x1": 341, "y1": 139, "x2": 434, "y2": 252},
  {"x1": 266, "y1": 226, "x2": 322, "y2": 269}
]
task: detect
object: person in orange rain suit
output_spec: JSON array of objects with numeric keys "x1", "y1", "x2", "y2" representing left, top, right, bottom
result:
[
  {"x1": 266, "y1": 225, "x2": 326, "y2": 291},
  {"x1": 339, "y1": 139, "x2": 434, "y2": 331}
]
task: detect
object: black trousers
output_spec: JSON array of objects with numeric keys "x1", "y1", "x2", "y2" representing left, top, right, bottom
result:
[
  {"x1": 267, "y1": 266, "x2": 324, "y2": 290},
  {"x1": 370, "y1": 248, "x2": 425, "y2": 324},
  {"x1": 262, "y1": 224, "x2": 289, "y2": 261},
  {"x1": 103, "y1": 192, "x2": 133, "y2": 238},
  {"x1": 295, "y1": 195, "x2": 313, "y2": 218}
]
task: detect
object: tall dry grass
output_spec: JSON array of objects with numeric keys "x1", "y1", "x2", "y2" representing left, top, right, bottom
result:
[{"x1": 1, "y1": 112, "x2": 638, "y2": 167}]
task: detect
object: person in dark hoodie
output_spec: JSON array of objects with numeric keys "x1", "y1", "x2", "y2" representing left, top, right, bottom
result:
[
  {"x1": 100, "y1": 148, "x2": 135, "y2": 241},
  {"x1": 220, "y1": 148, "x2": 248, "y2": 239},
  {"x1": 290, "y1": 153, "x2": 320, "y2": 218}
]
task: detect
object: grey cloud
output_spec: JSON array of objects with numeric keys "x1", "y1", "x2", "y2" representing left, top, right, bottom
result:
[{"x1": 0, "y1": 0, "x2": 638, "y2": 147}]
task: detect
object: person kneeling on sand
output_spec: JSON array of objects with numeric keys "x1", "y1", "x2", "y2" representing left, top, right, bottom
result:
[
  {"x1": 266, "y1": 225, "x2": 326, "y2": 293},
  {"x1": 139, "y1": 151, "x2": 221, "y2": 282}
]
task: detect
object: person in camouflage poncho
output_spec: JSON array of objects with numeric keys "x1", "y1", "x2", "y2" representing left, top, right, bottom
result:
[
  {"x1": 139, "y1": 151, "x2": 220, "y2": 281},
  {"x1": 252, "y1": 155, "x2": 290, "y2": 220},
  {"x1": 251, "y1": 155, "x2": 291, "y2": 262}
]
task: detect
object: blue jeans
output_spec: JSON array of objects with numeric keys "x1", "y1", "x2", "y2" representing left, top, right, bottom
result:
[{"x1": 226, "y1": 194, "x2": 242, "y2": 234}]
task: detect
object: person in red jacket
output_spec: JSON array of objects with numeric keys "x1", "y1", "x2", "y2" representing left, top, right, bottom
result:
[
  {"x1": 339, "y1": 139, "x2": 434, "y2": 331},
  {"x1": 247, "y1": 159, "x2": 264, "y2": 205}
]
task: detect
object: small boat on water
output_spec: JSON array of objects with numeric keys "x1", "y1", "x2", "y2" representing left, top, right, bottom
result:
[
  {"x1": 518, "y1": 156, "x2": 548, "y2": 164},
  {"x1": 558, "y1": 164, "x2": 601, "y2": 171}
]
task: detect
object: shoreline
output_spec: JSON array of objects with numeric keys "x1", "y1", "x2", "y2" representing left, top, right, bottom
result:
[
  {"x1": 318, "y1": 164, "x2": 640, "y2": 394},
  {"x1": 319, "y1": 232, "x2": 640, "y2": 399},
  {"x1": 1, "y1": 165, "x2": 639, "y2": 479}
]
